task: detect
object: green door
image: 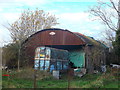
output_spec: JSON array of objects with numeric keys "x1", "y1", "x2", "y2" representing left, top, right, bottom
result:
[{"x1": 69, "y1": 50, "x2": 85, "y2": 68}]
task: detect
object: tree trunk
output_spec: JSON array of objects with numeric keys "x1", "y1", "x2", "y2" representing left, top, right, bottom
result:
[{"x1": 17, "y1": 48, "x2": 20, "y2": 71}]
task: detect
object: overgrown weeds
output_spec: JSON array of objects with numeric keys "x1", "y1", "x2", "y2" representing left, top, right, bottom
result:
[{"x1": 2, "y1": 67, "x2": 119, "y2": 88}]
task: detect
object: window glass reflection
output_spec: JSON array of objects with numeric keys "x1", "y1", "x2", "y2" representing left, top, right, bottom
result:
[
  {"x1": 40, "y1": 60, "x2": 44, "y2": 70},
  {"x1": 45, "y1": 60, "x2": 50, "y2": 70},
  {"x1": 35, "y1": 47, "x2": 69, "y2": 71}
]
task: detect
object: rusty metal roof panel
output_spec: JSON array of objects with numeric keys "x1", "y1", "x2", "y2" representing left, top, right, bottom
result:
[
  {"x1": 23, "y1": 28, "x2": 86, "y2": 46},
  {"x1": 74, "y1": 32, "x2": 108, "y2": 48}
]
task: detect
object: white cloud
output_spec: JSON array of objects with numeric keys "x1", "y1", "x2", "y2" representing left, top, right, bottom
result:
[
  {"x1": 0, "y1": 8, "x2": 3, "y2": 12},
  {"x1": 51, "y1": 0, "x2": 111, "y2": 2},
  {"x1": 0, "y1": 12, "x2": 21, "y2": 25},
  {"x1": 0, "y1": 26, "x2": 11, "y2": 47},
  {"x1": 58, "y1": 12, "x2": 90, "y2": 22},
  {"x1": 51, "y1": 0, "x2": 97, "y2": 2},
  {"x1": 56, "y1": 12, "x2": 92, "y2": 28},
  {"x1": 0, "y1": 12, "x2": 21, "y2": 46},
  {"x1": 56, "y1": 12, "x2": 91, "y2": 29},
  {"x1": 79, "y1": 29, "x2": 95, "y2": 35},
  {"x1": 14, "y1": 0, "x2": 49, "y2": 6},
  {"x1": 55, "y1": 12, "x2": 105, "y2": 39},
  {"x1": 0, "y1": 0, "x2": 50, "y2": 8},
  {"x1": 0, "y1": 0, "x2": 15, "y2": 3},
  {"x1": 48, "y1": 10, "x2": 59, "y2": 14}
]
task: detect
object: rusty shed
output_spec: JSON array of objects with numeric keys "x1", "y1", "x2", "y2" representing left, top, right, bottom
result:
[{"x1": 22, "y1": 28, "x2": 108, "y2": 73}]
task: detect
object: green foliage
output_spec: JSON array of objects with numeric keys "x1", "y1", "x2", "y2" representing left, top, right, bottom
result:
[
  {"x1": 2, "y1": 68, "x2": 119, "y2": 88},
  {"x1": 13, "y1": 68, "x2": 52, "y2": 80},
  {"x1": 113, "y1": 29, "x2": 120, "y2": 56},
  {"x1": 2, "y1": 42, "x2": 19, "y2": 67}
]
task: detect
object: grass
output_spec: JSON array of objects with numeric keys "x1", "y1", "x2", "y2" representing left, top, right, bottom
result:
[{"x1": 2, "y1": 68, "x2": 120, "y2": 88}]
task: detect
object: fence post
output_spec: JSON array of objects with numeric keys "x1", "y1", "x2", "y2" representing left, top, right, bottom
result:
[{"x1": 34, "y1": 69, "x2": 37, "y2": 88}]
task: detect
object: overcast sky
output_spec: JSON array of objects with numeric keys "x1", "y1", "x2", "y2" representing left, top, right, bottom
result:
[{"x1": 0, "y1": 0, "x2": 112, "y2": 46}]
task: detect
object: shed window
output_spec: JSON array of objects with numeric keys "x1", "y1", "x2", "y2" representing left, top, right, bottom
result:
[
  {"x1": 34, "y1": 47, "x2": 69, "y2": 72},
  {"x1": 45, "y1": 60, "x2": 50, "y2": 70},
  {"x1": 40, "y1": 60, "x2": 44, "y2": 70}
]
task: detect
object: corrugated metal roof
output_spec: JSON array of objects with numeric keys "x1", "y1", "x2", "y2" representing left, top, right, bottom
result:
[
  {"x1": 22, "y1": 28, "x2": 86, "y2": 46},
  {"x1": 74, "y1": 32, "x2": 93, "y2": 45},
  {"x1": 22, "y1": 28, "x2": 108, "y2": 48},
  {"x1": 74, "y1": 32, "x2": 108, "y2": 48}
]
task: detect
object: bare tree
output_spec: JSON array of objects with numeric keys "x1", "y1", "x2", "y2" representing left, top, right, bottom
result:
[
  {"x1": 89, "y1": 0, "x2": 120, "y2": 64},
  {"x1": 89, "y1": 0, "x2": 120, "y2": 43},
  {"x1": 5, "y1": 9, "x2": 58, "y2": 71},
  {"x1": 7, "y1": 9, "x2": 58, "y2": 43}
]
